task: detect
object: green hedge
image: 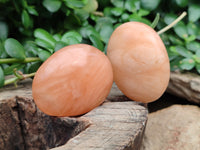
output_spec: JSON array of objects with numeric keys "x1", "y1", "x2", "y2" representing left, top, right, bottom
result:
[{"x1": 0, "y1": 0, "x2": 200, "y2": 87}]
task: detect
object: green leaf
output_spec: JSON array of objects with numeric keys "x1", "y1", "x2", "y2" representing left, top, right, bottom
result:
[
  {"x1": 174, "y1": 22, "x2": 188, "y2": 39},
  {"x1": 97, "y1": 0, "x2": 110, "y2": 8},
  {"x1": 95, "y1": 16, "x2": 108, "y2": 26},
  {"x1": 188, "y1": 4, "x2": 200, "y2": 22},
  {"x1": 0, "y1": 41, "x2": 4, "y2": 56},
  {"x1": 99, "y1": 9, "x2": 117, "y2": 23},
  {"x1": 103, "y1": 7, "x2": 113, "y2": 17},
  {"x1": 0, "y1": 66, "x2": 4, "y2": 88},
  {"x1": 53, "y1": 34, "x2": 62, "y2": 41},
  {"x1": 27, "y1": 6, "x2": 39, "y2": 16},
  {"x1": 89, "y1": 34, "x2": 104, "y2": 51},
  {"x1": 38, "y1": 49, "x2": 51, "y2": 61},
  {"x1": 74, "y1": 9, "x2": 89, "y2": 21},
  {"x1": 121, "y1": 13, "x2": 129, "y2": 22},
  {"x1": 179, "y1": 58, "x2": 195, "y2": 70},
  {"x1": 195, "y1": 49, "x2": 200, "y2": 58},
  {"x1": 184, "y1": 35, "x2": 196, "y2": 43},
  {"x1": 141, "y1": 0, "x2": 161, "y2": 11},
  {"x1": 164, "y1": 13, "x2": 176, "y2": 25},
  {"x1": 35, "y1": 38, "x2": 54, "y2": 53},
  {"x1": 168, "y1": 35, "x2": 184, "y2": 45},
  {"x1": 0, "y1": 41, "x2": 8, "y2": 58},
  {"x1": 169, "y1": 46, "x2": 179, "y2": 55},
  {"x1": 175, "y1": 0, "x2": 188, "y2": 7},
  {"x1": 42, "y1": 0, "x2": 62, "y2": 13},
  {"x1": 129, "y1": 14, "x2": 151, "y2": 25},
  {"x1": 64, "y1": 13, "x2": 81, "y2": 29},
  {"x1": 80, "y1": 26, "x2": 101, "y2": 39},
  {"x1": 110, "y1": 7, "x2": 124, "y2": 16},
  {"x1": 82, "y1": 0, "x2": 98, "y2": 13},
  {"x1": 193, "y1": 55, "x2": 200, "y2": 63},
  {"x1": 95, "y1": 17, "x2": 113, "y2": 43},
  {"x1": 168, "y1": 53, "x2": 178, "y2": 61},
  {"x1": 21, "y1": 0, "x2": 28, "y2": 8},
  {"x1": 21, "y1": 9, "x2": 32, "y2": 29},
  {"x1": 124, "y1": 0, "x2": 139, "y2": 12},
  {"x1": 62, "y1": 36, "x2": 80, "y2": 45},
  {"x1": 24, "y1": 41, "x2": 38, "y2": 57},
  {"x1": 64, "y1": 0, "x2": 88, "y2": 9},
  {"x1": 195, "y1": 63, "x2": 200, "y2": 74},
  {"x1": 4, "y1": 38, "x2": 26, "y2": 60},
  {"x1": 193, "y1": 50, "x2": 200, "y2": 63},
  {"x1": 34, "y1": 28, "x2": 56, "y2": 48},
  {"x1": 99, "y1": 23, "x2": 113, "y2": 43},
  {"x1": 197, "y1": 30, "x2": 200, "y2": 40},
  {"x1": 26, "y1": 62, "x2": 42, "y2": 73},
  {"x1": 175, "y1": 46, "x2": 193, "y2": 58},
  {"x1": 114, "y1": 23, "x2": 122, "y2": 29},
  {"x1": 54, "y1": 41, "x2": 67, "y2": 52},
  {"x1": 170, "y1": 57, "x2": 182, "y2": 71},
  {"x1": 0, "y1": 0, "x2": 9, "y2": 3},
  {"x1": 187, "y1": 22, "x2": 199, "y2": 36},
  {"x1": 90, "y1": 13, "x2": 100, "y2": 22},
  {"x1": 3, "y1": 64, "x2": 25, "y2": 75},
  {"x1": 19, "y1": 28, "x2": 32, "y2": 37},
  {"x1": 160, "y1": 34, "x2": 170, "y2": 46},
  {"x1": 186, "y1": 41, "x2": 200, "y2": 52},
  {"x1": 61, "y1": 31, "x2": 82, "y2": 44},
  {"x1": 138, "y1": 9, "x2": 150, "y2": 17},
  {"x1": 0, "y1": 21, "x2": 8, "y2": 40},
  {"x1": 167, "y1": 46, "x2": 179, "y2": 61},
  {"x1": 110, "y1": 0, "x2": 124, "y2": 8}
]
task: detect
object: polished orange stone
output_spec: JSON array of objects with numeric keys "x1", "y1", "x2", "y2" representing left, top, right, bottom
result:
[
  {"x1": 32, "y1": 44, "x2": 113, "y2": 117},
  {"x1": 107, "y1": 22, "x2": 170, "y2": 103}
]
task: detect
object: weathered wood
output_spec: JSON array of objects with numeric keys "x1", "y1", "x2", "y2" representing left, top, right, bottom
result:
[
  {"x1": 0, "y1": 81, "x2": 148, "y2": 150},
  {"x1": 0, "y1": 79, "x2": 33, "y2": 100},
  {"x1": 0, "y1": 98, "x2": 24, "y2": 150},
  {"x1": 52, "y1": 102, "x2": 147, "y2": 150},
  {"x1": 0, "y1": 97, "x2": 90, "y2": 150},
  {"x1": 167, "y1": 71, "x2": 200, "y2": 104}
]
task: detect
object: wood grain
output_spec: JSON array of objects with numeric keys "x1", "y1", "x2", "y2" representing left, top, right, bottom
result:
[
  {"x1": 52, "y1": 102, "x2": 147, "y2": 150},
  {"x1": 167, "y1": 71, "x2": 200, "y2": 104},
  {"x1": 0, "y1": 81, "x2": 148, "y2": 150}
]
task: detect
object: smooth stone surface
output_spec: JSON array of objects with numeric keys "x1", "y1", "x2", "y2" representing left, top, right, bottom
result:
[
  {"x1": 142, "y1": 104, "x2": 200, "y2": 150},
  {"x1": 32, "y1": 44, "x2": 113, "y2": 117},
  {"x1": 107, "y1": 22, "x2": 170, "y2": 103}
]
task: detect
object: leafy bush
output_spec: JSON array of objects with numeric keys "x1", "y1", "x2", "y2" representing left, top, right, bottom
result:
[
  {"x1": 0, "y1": 0, "x2": 200, "y2": 87},
  {"x1": 153, "y1": 0, "x2": 200, "y2": 73}
]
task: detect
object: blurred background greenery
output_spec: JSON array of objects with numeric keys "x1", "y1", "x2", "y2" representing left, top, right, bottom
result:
[{"x1": 0, "y1": 0, "x2": 200, "y2": 87}]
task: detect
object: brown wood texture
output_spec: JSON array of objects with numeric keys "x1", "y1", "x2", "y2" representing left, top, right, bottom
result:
[
  {"x1": 167, "y1": 71, "x2": 200, "y2": 104},
  {"x1": 0, "y1": 81, "x2": 148, "y2": 150}
]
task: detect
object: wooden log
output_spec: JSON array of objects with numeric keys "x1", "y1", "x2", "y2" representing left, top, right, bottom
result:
[
  {"x1": 167, "y1": 71, "x2": 200, "y2": 104},
  {"x1": 52, "y1": 102, "x2": 147, "y2": 150},
  {"x1": 0, "y1": 98, "x2": 24, "y2": 150},
  {"x1": 0, "y1": 80, "x2": 148, "y2": 150}
]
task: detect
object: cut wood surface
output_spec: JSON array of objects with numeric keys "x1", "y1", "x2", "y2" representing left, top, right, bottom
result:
[
  {"x1": 167, "y1": 71, "x2": 200, "y2": 104},
  {"x1": 0, "y1": 81, "x2": 148, "y2": 150}
]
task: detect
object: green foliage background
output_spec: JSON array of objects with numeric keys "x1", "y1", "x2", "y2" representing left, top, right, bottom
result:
[{"x1": 0, "y1": 0, "x2": 200, "y2": 87}]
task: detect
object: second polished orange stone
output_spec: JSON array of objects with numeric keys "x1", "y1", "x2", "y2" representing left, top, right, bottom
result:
[{"x1": 107, "y1": 22, "x2": 170, "y2": 103}]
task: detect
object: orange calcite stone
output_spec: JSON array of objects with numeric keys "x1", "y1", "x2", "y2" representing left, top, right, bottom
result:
[
  {"x1": 32, "y1": 44, "x2": 113, "y2": 117},
  {"x1": 107, "y1": 22, "x2": 170, "y2": 103}
]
